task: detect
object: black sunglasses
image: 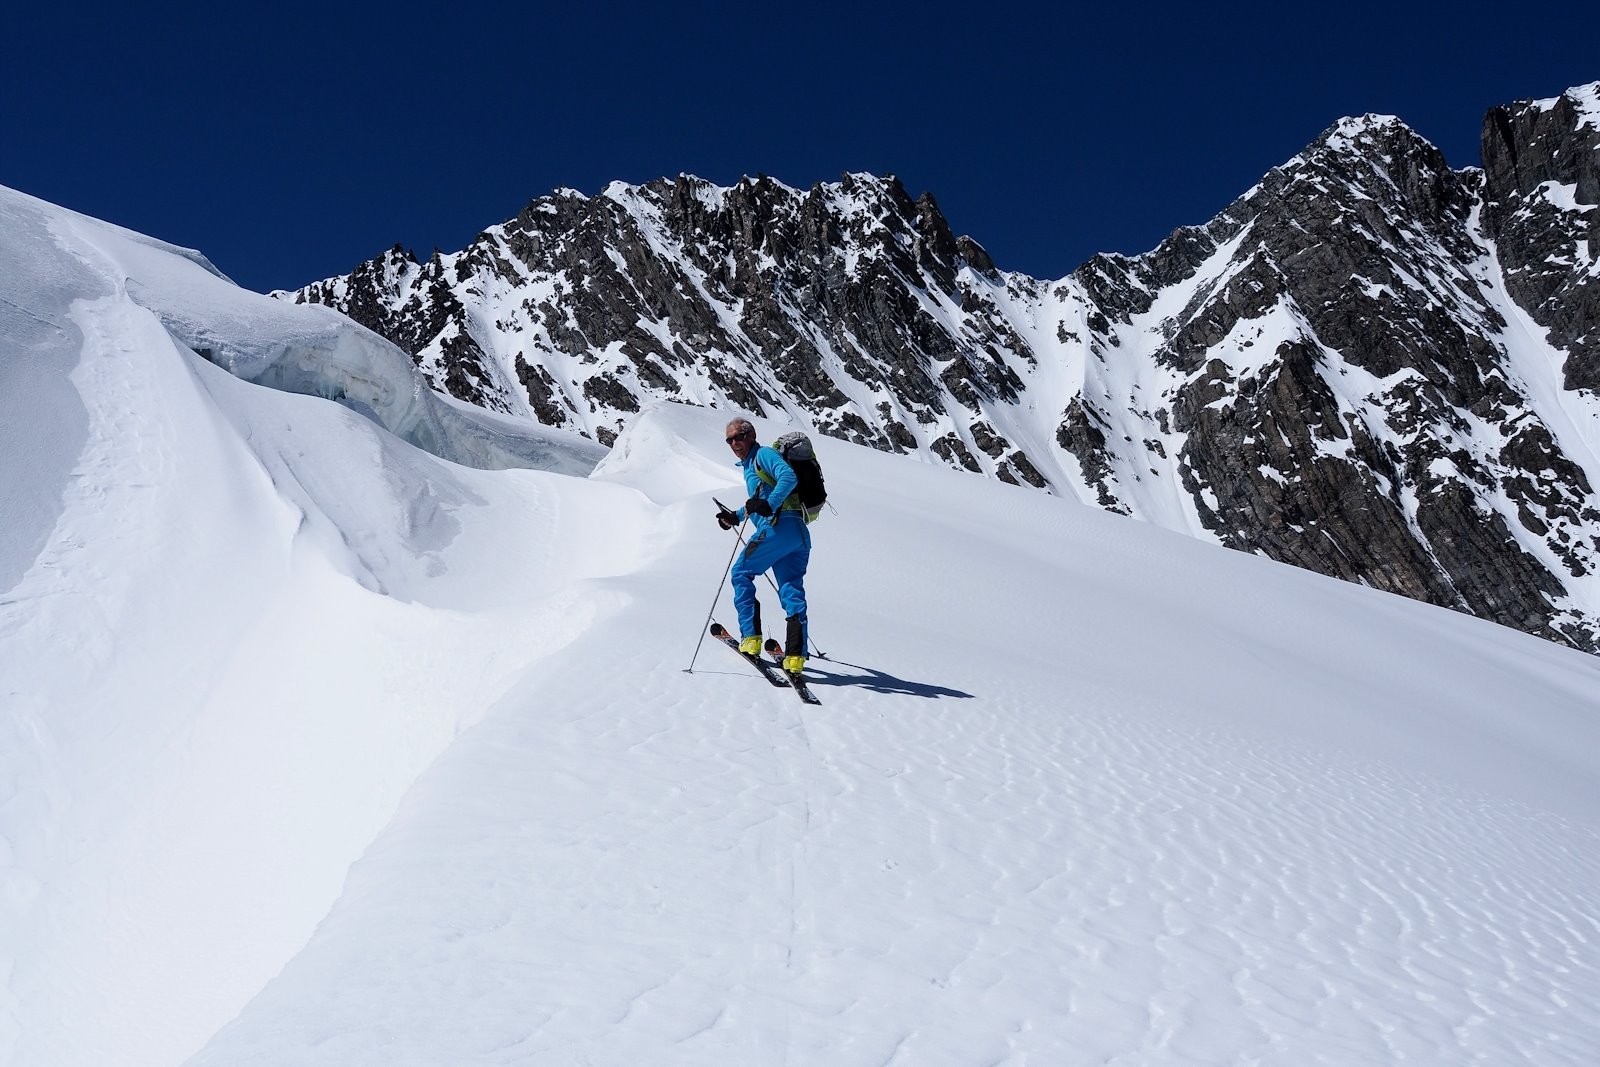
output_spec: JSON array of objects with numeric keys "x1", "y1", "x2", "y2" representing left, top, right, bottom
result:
[{"x1": 725, "y1": 429, "x2": 754, "y2": 444}]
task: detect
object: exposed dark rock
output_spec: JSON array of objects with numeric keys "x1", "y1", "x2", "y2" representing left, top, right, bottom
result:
[
  {"x1": 1007, "y1": 451, "x2": 1051, "y2": 490},
  {"x1": 1481, "y1": 88, "x2": 1600, "y2": 393},
  {"x1": 514, "y1": 355, "x2": 570, "y2": 427},
  {"x1": 1057, "y1": 399, "x2": 1127, "y2": 513},
  {"x1": 932, "y1": 432, "x2": 982, "y2": 473},
  {"x1": 970, "y1": 421, "x2": 1008, "y2": 458},
  {"x1": 957, "y1": 235, "x2": 997, "y2": 275}
]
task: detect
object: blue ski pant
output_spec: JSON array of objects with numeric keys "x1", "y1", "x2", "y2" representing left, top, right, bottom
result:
[{"x1": 731, "y1": 512, "x2": 810, "y2": 647}]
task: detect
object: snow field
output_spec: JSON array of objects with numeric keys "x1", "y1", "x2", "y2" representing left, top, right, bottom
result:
[
  {"x1": 189, "y1": 406, "x2": 1600, "y2": 1065},
  {"x1": 4, "y1": 184, "x2": 1600, "y2": 1065}
]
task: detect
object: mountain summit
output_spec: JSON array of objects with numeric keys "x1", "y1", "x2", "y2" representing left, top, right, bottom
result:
[{"x1": 288, "y1": 83, "x2": 1600, "y2": 654}]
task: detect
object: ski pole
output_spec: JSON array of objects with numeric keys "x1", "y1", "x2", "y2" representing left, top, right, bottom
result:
[{"x1": 685, "y1": 515, "x2": 746, "y2": 673}]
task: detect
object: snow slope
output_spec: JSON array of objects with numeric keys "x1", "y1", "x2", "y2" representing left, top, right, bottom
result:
[
  {"x1": 4, "y1": 188, "x2": 1600, "y2": 1066},
  {"x1": 0, "y1": 185, "x2": 614, "y2": 1066}
]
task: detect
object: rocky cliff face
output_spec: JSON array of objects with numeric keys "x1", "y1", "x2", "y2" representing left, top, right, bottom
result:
[
  {"x1": 1482, "y1": 87, "x2": 1600, "y2": 393},
  {"x1": 285, "y1": 82, "x2": 1600, "y2": 654}
]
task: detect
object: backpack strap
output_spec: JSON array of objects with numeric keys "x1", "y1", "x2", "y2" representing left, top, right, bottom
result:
[{"x1": 753, "y1": 451, "x2": 803, "y2": 514}]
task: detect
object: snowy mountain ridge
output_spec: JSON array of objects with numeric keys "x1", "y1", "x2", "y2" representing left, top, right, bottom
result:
[
  {"x1": 288, "y1": 82, "x2": 1600, "y2": 655},
  {"x1": 4, "y1": 179, "x2": 1600, "y2": 1065}
]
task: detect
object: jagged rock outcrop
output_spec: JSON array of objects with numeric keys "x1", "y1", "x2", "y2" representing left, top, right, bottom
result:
[
  {"x1": 285, "y1": 83, "x2": 1600, "y2": 654},
  {"x1": 1123, "y1": 112, "x2": 1593, "y2": 648},
  {"x1": 1482, "y1": 88, "x2": 1600, "y2": 393}
]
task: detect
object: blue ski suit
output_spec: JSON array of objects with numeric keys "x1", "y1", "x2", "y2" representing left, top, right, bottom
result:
[{"x1": 731, "y1": 445, "x2": 810, "y2": 648}]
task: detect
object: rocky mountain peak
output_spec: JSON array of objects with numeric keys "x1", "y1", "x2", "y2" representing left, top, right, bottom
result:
[
  {"x1": 286, "y1": 84, "x2": 1600, "y2": 656},
  {"x1": 1318, "y1": 112, "x2": 1415, "y2": 153}
]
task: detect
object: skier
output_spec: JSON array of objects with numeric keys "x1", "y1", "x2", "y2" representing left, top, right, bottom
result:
[{"x1": 716, "y1": 418, "x2": 810, "y2": 674}]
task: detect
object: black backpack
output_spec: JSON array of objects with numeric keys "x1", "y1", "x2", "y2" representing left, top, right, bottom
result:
[{"x1": 770, "y1": 431, "x2": 828, "y2": 523}]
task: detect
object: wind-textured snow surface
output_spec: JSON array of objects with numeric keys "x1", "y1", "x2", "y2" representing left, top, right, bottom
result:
[{"x1": 4, "y1": 188, "x2": 1600, "y2": 1065}]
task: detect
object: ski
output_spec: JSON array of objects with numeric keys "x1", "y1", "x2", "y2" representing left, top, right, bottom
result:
[
  {"x1": 764, "y1": 638, "x2": 823, "y2": 706},
  {"x1": 709, "y1": 622, "x2": 791, "y2": 688}
]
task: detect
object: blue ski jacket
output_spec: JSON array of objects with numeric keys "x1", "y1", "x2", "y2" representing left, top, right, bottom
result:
[{"x1": 735, "y1": 445, "x2": 800, "y2": 527}]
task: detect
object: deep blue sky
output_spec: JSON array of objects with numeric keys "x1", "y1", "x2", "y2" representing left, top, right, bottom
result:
[{"x1": 5, "y1": 2, "x2": 1594, "y2": 294}]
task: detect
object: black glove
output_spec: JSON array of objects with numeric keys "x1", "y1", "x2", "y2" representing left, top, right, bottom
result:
[
  {"x1": 745, "y1": 496, "x2": 773, "y2": 518},
  {"x1": 715, "y1": 505, "x2": 737, "y2": 530}
]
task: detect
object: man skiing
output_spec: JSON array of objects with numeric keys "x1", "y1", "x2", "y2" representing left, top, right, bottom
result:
[{"x1": 716, "y1": 417, "x2": 810, "y2": 674}]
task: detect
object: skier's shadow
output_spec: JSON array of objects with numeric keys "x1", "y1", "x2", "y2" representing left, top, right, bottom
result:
[{"x1": 806, "y1": 657, "x2": 974, "y2": 700}]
